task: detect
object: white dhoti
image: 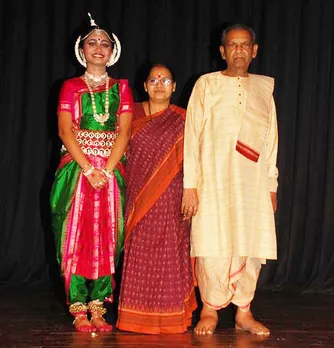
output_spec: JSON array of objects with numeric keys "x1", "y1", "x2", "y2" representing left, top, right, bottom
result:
[
  {"x1": 184, "y1": 72, "x2": 279, "y2": 316},
  {"x1": 196, "y1": 257, "x2": 262, "y2": 311}
]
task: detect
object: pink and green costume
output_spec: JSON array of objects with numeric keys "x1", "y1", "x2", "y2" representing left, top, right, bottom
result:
[{"x1": 50, "y1": 77, "x2": 133, "y2": 304}]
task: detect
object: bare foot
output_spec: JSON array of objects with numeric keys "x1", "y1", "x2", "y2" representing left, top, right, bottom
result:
[
  {"x1": 235, "y1": 308, "x2": 270, "y2": 336},
  {"x1": 73, "y1": 315, "x2": 96, "y2": 332},
  {"x1": 91, "y1": 316, "x2": 113, "y2": 332},
  {"x1": 194, "y1": 304, "x2": 218, "y2": 335}
]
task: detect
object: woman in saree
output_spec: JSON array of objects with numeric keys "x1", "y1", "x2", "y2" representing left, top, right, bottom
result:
[
  {"x1": 50, "y1": 14, "x2": 133, "y2": 332},
  {"x1": 117, "y1": 63, "x2": 197, "y2": 334}
]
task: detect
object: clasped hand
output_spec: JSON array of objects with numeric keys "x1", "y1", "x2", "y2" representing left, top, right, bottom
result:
[{"x1": 87, "y1": 168, "x2": 110, "y2": 189}]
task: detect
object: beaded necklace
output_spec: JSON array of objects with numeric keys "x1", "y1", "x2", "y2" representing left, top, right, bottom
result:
[{"x1": 84, "y1": 75, "x2": 110, "y2": 126}]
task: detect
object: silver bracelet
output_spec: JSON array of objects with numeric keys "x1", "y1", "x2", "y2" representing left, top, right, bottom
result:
[
  {"x1": 83, "y1": 165, "x2": 95, "y2": 177},
  {"x1": 101, "y1": 168, "x2": 113, "y2": 179},
  {"x1": 81, "y1": 163, "x2": 91, "y2": 170}
]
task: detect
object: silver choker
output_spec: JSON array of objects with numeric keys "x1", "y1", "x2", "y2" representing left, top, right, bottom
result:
[{"x1": 84, "y1": 71, "x2": 108, "y2": 84}]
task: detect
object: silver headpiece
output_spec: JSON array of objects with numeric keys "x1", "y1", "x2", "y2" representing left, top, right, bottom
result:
[{"x1": 74, "y1": 13, "x2": 121, "y2": 68}]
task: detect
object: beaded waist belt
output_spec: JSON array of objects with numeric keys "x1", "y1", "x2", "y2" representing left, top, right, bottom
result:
[{"x1": 61, "y1": 129, "x2": 118, "y2": 158}]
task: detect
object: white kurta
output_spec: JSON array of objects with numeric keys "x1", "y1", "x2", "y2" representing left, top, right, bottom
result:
[{"x1": 184, "y1": 72, "x2": 278, "y2": 261}]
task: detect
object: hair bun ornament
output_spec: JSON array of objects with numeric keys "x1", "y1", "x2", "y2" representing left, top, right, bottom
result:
[{"x1": 88, "y1": 12, "x2": 97, "y2": 27}]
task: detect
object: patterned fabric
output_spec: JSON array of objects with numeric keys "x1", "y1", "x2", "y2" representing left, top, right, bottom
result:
[
  {"x1": 117, "y1": 103, "x2": 197, "y2": 334},
  {"x1": 61, "y1": 129, "x2": 118, "y2": 158},
  {"x1": 50, "y1": 77, "x2": 133, "y2": 304}
]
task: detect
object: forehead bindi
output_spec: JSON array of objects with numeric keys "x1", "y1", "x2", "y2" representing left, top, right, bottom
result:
[
  {"x1": 86, "y1": 31, "x2": 111, "y2": 44},
  {"x1": 149, "y1": 68, "x2": 172, "y2": 79}
]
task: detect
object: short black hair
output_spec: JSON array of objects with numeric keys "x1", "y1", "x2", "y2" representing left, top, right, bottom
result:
[
  {"x1": 220, "y1": 24, "x2": 256, "y2": 46},
  {"x1": 146, "y1": 63, "x2": 175, "y2": 81}
]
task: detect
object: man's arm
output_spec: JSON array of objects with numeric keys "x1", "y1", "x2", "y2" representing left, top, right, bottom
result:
[{"x1": 266, "y1": 97, "x2": 279, "y2": 212}]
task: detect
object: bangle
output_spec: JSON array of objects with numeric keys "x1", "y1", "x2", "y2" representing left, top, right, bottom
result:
[
  {"x1": 101, "y1": 168, "x2": 113, "y2": 179},
  {"x1": 83, "y1": 165, "x2": 95, "y2": 177},
  {"x1": 82, "y1": 163, "x2": 91, "y2": 171}
]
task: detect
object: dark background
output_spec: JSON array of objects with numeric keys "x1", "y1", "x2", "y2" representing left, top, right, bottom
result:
[{"x1": 1, "y1": 0, "x2": 334, "y2": 293}]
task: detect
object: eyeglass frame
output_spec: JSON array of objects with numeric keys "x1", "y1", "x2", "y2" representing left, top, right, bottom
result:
[{"x1": 146, "y1": 77, "x2": 174, "y2": 86}]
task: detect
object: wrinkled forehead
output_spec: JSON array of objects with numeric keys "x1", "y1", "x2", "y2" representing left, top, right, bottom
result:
[{"x1": 225, "y1": 29, "x2": 253, "y2": 43}]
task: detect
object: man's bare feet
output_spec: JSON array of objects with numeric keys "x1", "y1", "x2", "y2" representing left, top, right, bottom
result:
[
  {"x1": 73, "y1": 315, "x2": 96, "y2": 332},
  {"x1": 91, "y1": 316, "x2": 113, "y2": 332},
  {"x1": 235, "y1": 308, "x2": 270, "y2": 336},
  {"x1": 194, "y1": 304, "x2": 218, "y2": 335}
]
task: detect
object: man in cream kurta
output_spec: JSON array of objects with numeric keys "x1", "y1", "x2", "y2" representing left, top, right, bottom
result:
[{"x1": 182, "y1": 24, "x2": 278, "y2": 336}]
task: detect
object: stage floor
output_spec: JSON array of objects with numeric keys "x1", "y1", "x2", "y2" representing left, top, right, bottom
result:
[{"x1": 0, "y1": 288, "x2": 333, "y2": 347}]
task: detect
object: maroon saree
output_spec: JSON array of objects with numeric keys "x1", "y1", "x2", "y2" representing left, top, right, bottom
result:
[{"x1": 117, "y1": 103, "x2": 197, "y2": 334}]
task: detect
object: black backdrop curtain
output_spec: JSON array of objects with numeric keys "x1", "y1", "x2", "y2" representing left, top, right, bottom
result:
[{"x1": 1, "y1": 0, "x2": 334, "y2": 292}]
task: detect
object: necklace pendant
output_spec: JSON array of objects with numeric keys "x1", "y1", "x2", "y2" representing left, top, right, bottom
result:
[
  {"x1": 98, "y1": 113, "x2": 105, "y2": 126},
  {"x1": 85, "y1": 75, "x2": 110, "y2": 125}
]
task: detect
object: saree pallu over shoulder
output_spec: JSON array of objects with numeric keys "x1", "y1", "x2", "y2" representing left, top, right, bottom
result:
[
  {"x1": 125, "y1": 104, "x2": 186, "y2": 241},
  {"x1": 236, "y1": 74, "x2": 274, "y2": 162},
  {"x1": 117, "y1": 103, "x2": 196, "y2": 334}
]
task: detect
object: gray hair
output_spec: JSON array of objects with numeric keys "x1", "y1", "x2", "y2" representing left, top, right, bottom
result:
[{"x1": 220, "y1": 24, "x2": 256, "y2": 46}]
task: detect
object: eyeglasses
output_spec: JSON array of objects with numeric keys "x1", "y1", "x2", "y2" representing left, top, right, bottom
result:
[{"x1": 146, "y1": 77, "x2": 173, "y2": 86}]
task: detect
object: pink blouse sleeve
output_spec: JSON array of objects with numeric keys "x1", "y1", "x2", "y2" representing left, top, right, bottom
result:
[
  {"x1": 118, "y1": 79, "x2": 134, "y2": 115},
  {"x1": 57, "y1": 80, "x2": 73, "y2": 115}
]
